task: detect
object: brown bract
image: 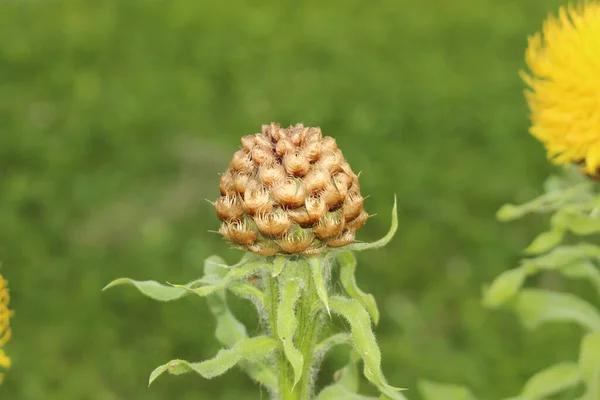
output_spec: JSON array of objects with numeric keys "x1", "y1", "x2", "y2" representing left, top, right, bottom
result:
[{"x1": 214, "y1": 123, "x2": 368, "y2": 255}]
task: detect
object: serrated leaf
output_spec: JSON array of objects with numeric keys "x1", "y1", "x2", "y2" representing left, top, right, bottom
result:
[
  {"x1": 277, "y1": 279, "x2": 304, "y2": 388},
  {"x1": 417, "y1": 380, "x2": 478, "y2": 400},
  {"x1": 329, "y1": 296, "x2": 405, "y2": 400},
  {"x1": 579, "y1": 332, "x2": 600, "y2": 398},
  {"x1": 310, "y1": 256, "x2": 330, "y2": 314},
  {"x1": 521, "y1": 362, "x2": 581, "y2": 399},
  {"x1": 148, "y1": 336, "x2": 277, "y2": 385},
  {"x1": 345, "y1": 196, "x2": 397, "y2": 252},
  {"x1": 172, "y1": 261, "x2": 268, "y2": 297},
  {"x1": 511, "y1": 289, "x2": 600, "y2": 332},
  {"x1": 337, "y1": 251, "x2": 379, "y2": 324},
  {"x1": 102, "y1": 278, "x2": 189, "y2": 302},
  {"x1": 525, "y1": 228, "x2": 565, "y2": 255},
  {"x1": 482, "y1": 268, "x2": 526, "y2": 309}
]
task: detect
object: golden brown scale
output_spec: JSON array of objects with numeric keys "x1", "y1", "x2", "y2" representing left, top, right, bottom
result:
[{"x1": 214, "y1": 122, "x2": 369, "y2": 255}]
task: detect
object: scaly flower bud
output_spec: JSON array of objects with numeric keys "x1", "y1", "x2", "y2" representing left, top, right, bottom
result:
[{"x1": 214, "y1": 123, "x2": 369, "y2": 255}]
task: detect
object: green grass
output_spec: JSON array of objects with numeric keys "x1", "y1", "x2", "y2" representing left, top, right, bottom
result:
[{"x1": 0, "y1": 0, "x2": 581, "y2": 399}]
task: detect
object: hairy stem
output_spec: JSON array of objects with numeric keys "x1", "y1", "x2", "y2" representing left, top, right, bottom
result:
[
  {"x1": 295, "y1": 266, "x2": 323, "y2": 400},
  {"x1": 264, "y1": 256, "x2": 327, "y2": 400},
  {"x1": 264, "y1": 271, "x2": 295, "y2": 399}
]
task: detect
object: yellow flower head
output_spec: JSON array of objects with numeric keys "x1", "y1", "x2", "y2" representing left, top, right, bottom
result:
[
  {"x1": 522, "y1": 1, "x2": 600, "y2": 177},
  {"x1": 0, "y1": 274, "x2": 12, "y2": 384}
]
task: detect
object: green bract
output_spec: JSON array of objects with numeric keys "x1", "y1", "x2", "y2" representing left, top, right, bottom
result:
[{"x1": 104, "y1": 198, "x2": 402, "y2": 399}]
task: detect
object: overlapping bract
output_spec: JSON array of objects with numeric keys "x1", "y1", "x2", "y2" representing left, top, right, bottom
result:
[{"x1": 215, "y1": 123, "x2": 368, "y2": 255}]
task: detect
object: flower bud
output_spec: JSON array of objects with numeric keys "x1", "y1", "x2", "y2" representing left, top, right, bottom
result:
[{"x1": 214, "y1": 123, "x2": 369, "y2": 255}]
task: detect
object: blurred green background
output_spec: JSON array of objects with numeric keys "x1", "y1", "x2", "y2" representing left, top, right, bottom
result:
[{"x1": 0, "y1": 0, "x2": 584, "y2": 399}]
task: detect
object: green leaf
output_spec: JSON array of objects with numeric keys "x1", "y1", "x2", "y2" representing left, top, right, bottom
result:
[
  {"x1": 497, "y1": 204, "x2": 527, "y2": 222},
  {"x1": 316, "y1": 351, "x2": 390, "y2": 400},
  {"x1": 203, "y1": 255, "x2": 229, "y2": 277},
  {"x1": 524, "y1": 228, "x2": 565, "y2": 255},
  {"x1": 417, "y1": 380, "x2": 478, "y2": 400},
  {"x1": 345, "y1": 196, "x2": 397, "y2": 252},
  {"x1": 197, "y1": 255, "x2": 277, "y2": 389},
  {"x1": 310, "y1": 256, "x2": 331, "y2": 315},
  {"x1": 337, "y1": 251, "x2": 379, "y2": 324},
  {"x1": 329, "y1": 296, "x2": 405, "y2": 400},
  {"x1": 102, "y1": 278, "x2": 189, "y2": 301},
  {"x1": 525, "y1": 244, "x2": 600, "y2": 270},
  {"x1": 496, "y1": 178, "x2": 593, "y2": 222},
  {"x1": 563, "y1": 212, "x2": 600, "y2": 235},
  {"x1": 521, "y1": 362, "x2": 581, "y2": 399},
  {"x1": 206, "y1": 288, "x2": 247, "y2": 347},
  {"x1": 579, "y1": 332, "x2": 600, "y2": 397},
  {"x1": 315, "y1": 333, "x2": 351, "y2": 358},
  {"x1": 148, "y1": 336, "x2": 277, "y2": 385},
  {"x1": 205, "y1": 283, "x2": 276, "y2": 389},
  {"x1": 482, "y1": 268, "x2": 526, "y2": 309},
  {"x1": 172, "y1": 261, "x2": 268, "y2": 297},
  {"x1": 521, "y1": 245, "x2": 600, "y2": 297},
  {"x1": 228, "y1": 282, "x2": 265, "y2": 306},
  {"x1": 511, "y1": 289, "x2": 600, "y2": 332},
  {"x1": 272, "y1": 255, "x2": 286, "y2": 277},
  {"x1": 277, "y1": 279, "x2": 304, "y2": 388}
]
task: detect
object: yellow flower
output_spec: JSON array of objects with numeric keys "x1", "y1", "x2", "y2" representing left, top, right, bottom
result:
[
  {"x1": 522, "y1": 1, "x2": 600, "y2": 176},
  {"x1": 0, "y1": 274, "x2": 12, "y2": 384}
]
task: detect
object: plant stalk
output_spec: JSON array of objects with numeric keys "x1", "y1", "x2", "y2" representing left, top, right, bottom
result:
[{"x1": 265, "y1": 257, "x2": 325, "y2": 400}]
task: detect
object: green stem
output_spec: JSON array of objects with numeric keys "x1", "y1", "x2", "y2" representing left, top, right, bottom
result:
[
  {"x1": 295, "y1": 268, "x2": 323, "y2": 400},
  {"x1": 264, "y1": 271, "x2": 295, "y2": 399},
  {"x1": 264, "y1": 257, "x2": 326, "y2": 400}
]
